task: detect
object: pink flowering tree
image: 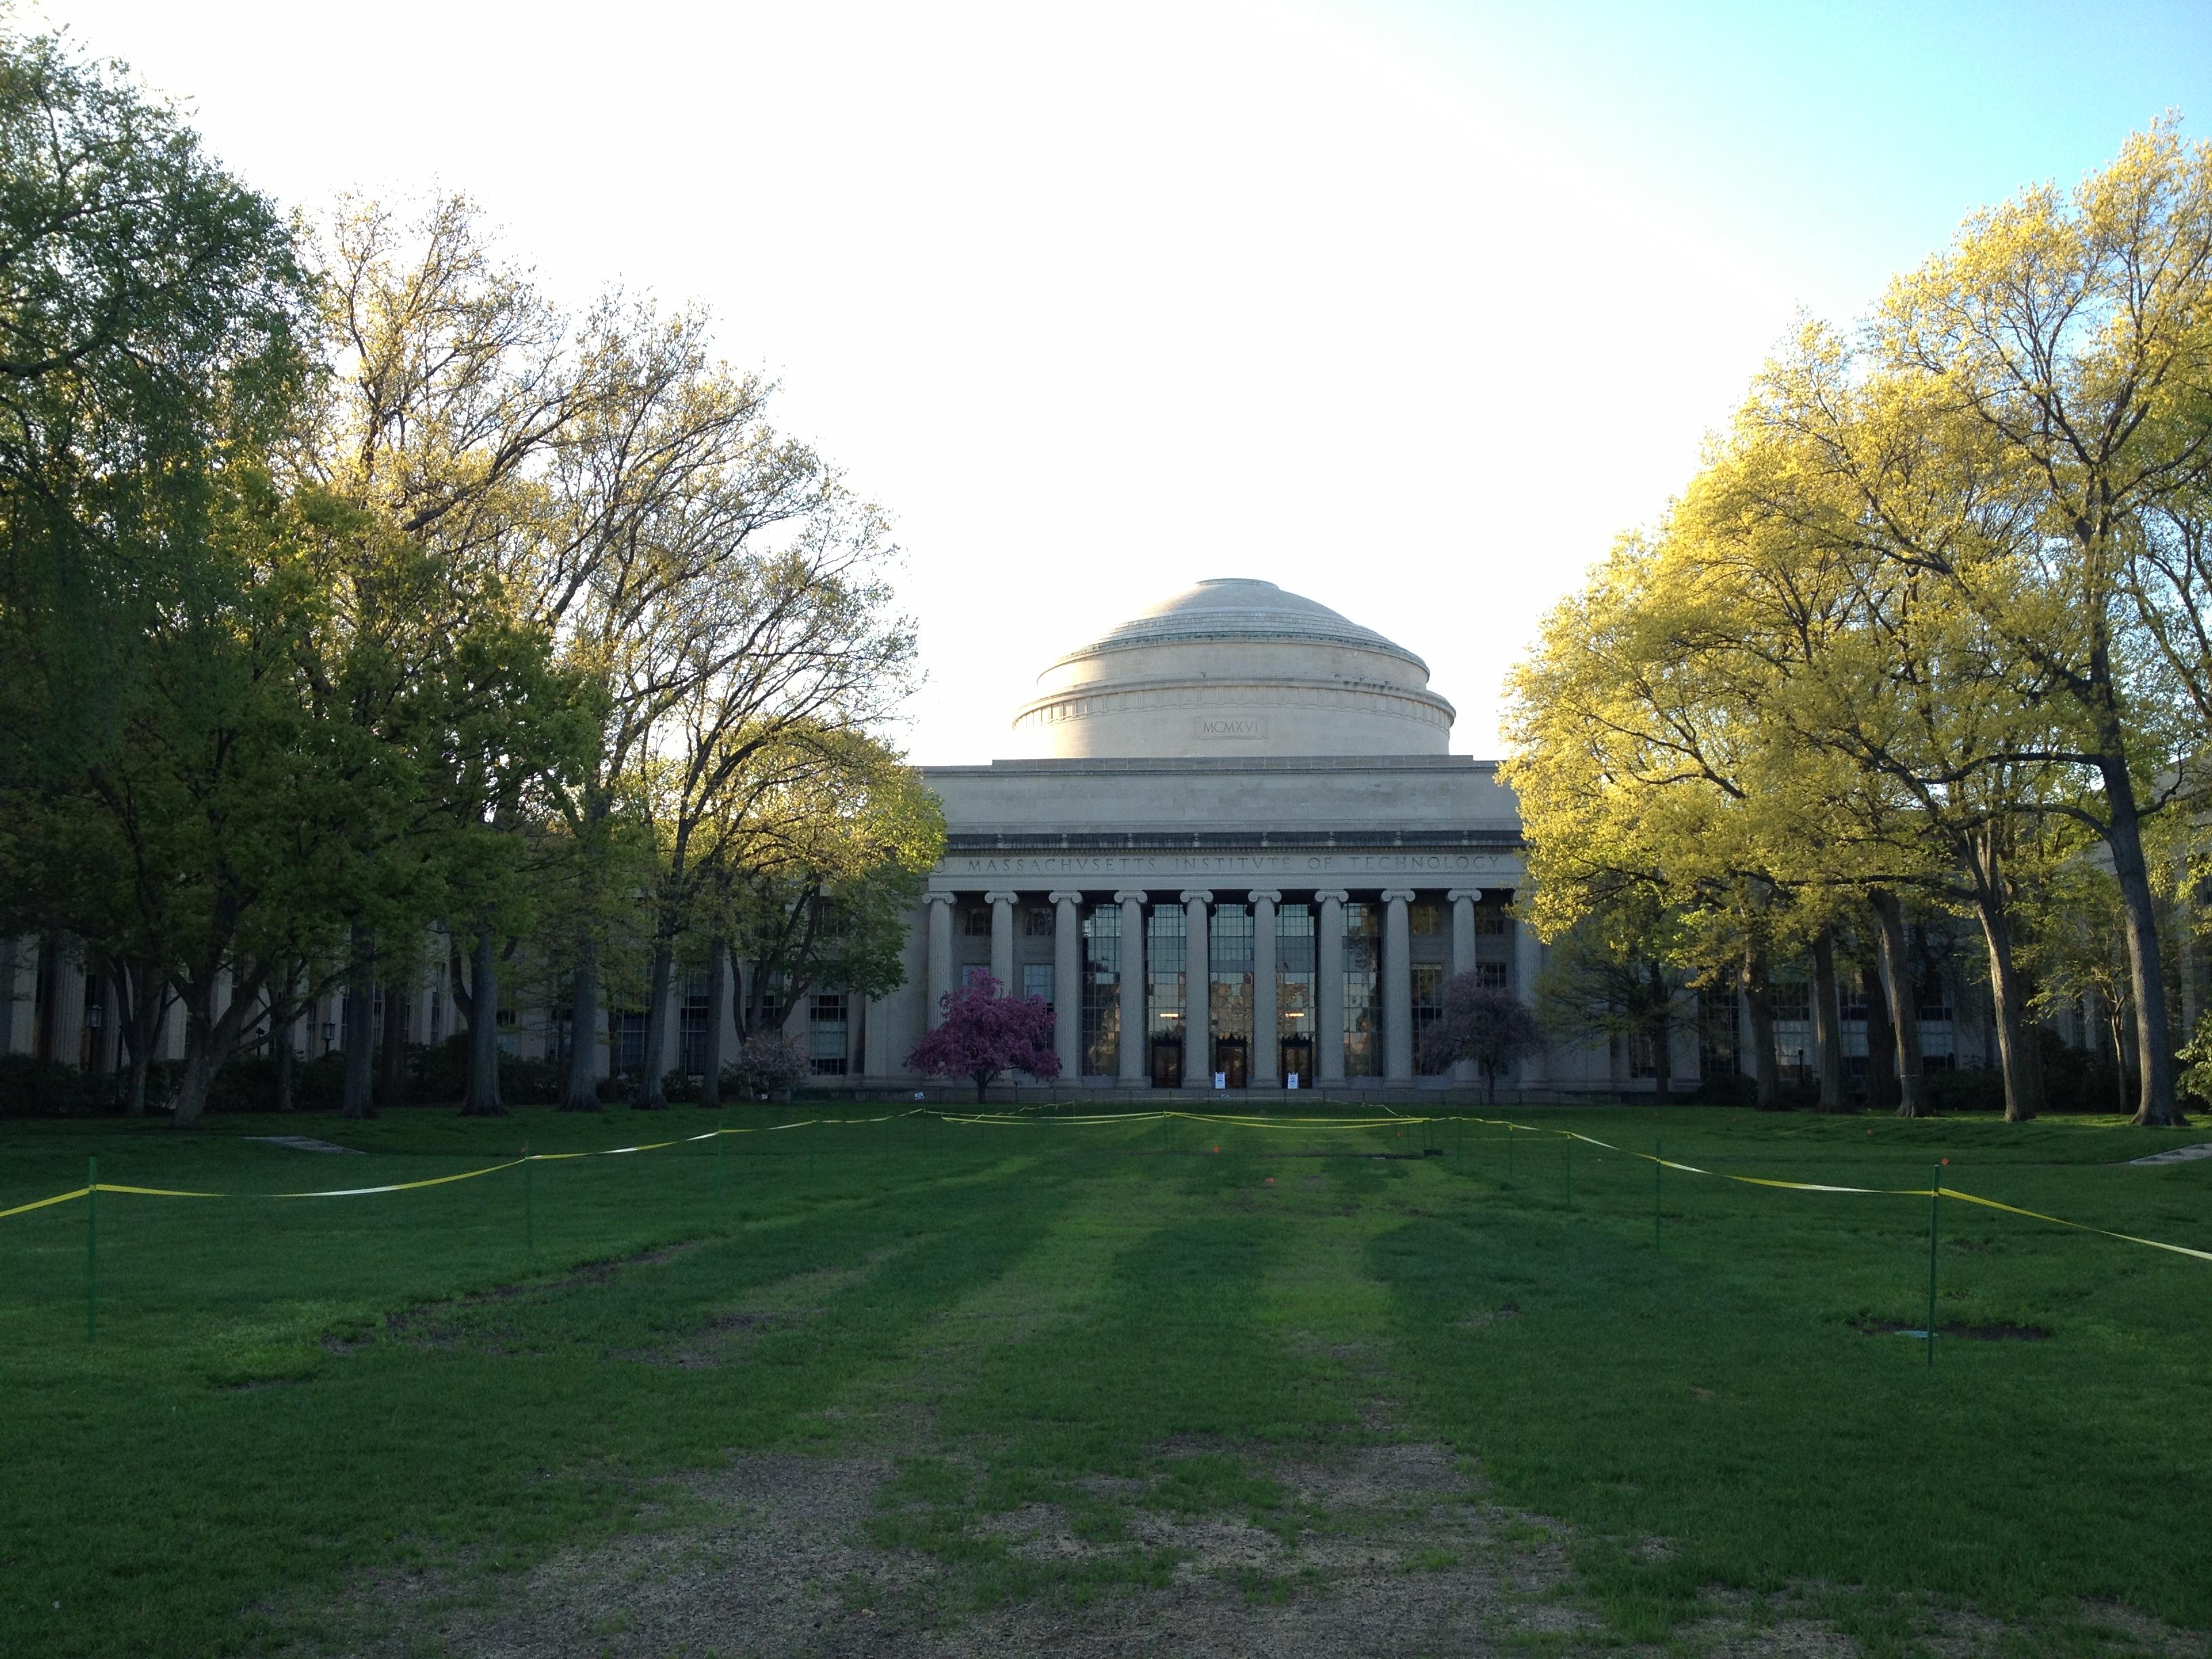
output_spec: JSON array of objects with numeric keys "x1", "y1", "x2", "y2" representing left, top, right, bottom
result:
[
  {"x1": 907, "y1": 975, "x2": 1062, "y2": 1099},
  {"x1": 1420, "y1": 977, "x2": 1543, "y2": 1102}
]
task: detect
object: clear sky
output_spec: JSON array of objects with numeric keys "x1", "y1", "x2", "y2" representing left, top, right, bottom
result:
[{"x1": 38, "y1": 0, "x2": 2212, "y2": 761}]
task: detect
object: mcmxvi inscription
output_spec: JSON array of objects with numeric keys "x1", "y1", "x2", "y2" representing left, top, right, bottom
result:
[{"x1": 1195, "y1": 714, "x2": 1267, "y2": 740}]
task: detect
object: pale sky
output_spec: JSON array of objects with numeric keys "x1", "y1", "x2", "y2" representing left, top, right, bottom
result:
[{"x1": 39, "y1": 0, "x2": 2212, "y2": 762}]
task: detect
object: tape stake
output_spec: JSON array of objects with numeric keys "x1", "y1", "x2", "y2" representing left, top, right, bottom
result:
[
  {"x1": 85, "y1": 1155, "x2": 97, "y2": 1345},
  {"x1": 1927, "y1": 1163, "x2": 1942, "y2": 1369}
]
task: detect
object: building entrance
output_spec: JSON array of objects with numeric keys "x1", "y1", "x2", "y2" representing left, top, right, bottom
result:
[
  {"x1": 1150, "y1": 1035, "x2": 1183, "y2": 1088},
  {"x1": 1214, "y1": 1036, "x2": 1248, "y2": 1088},
  {"x1": 1281, "y1": 1036, "x2": 1313, "y2": 1088}
]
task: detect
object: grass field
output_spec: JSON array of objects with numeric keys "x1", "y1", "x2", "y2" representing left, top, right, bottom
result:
[{"x1": 2, "y1": 1103, "x2": 2209, "y2": 1658}]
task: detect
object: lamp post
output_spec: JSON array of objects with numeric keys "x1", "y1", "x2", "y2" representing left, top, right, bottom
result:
[{"x1": 321, "y1": 1019, "x2": 337, "y2": 1057}]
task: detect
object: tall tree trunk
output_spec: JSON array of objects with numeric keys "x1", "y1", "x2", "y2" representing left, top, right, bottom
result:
[
  {"x1": 638, "y1": 942, "x2": 675, "y2": 1109},
  {"x1": 1863, "y1": 961, "x2": 1898, "y2": 1112},
  {"x1": 460, "y1": 928, "x2": 506, "y2": 1118},
  {"x1": 1869, "y1": 889, "x2": 1926, "y2": 1118},
  {"x1": 270, "y1": 961, "x2": 300, "y2": 1114},
  {"x1": 377, "y1": 971, "x2": 410, "y2": 1107},
  {"x1": 1964, "y1": 838, "x2": 2039, "y2": 1122},
  {"x1": 341, "y1": 926, "x2": 377, "y2": 1121},
  {"x1": 1742, "y1": 941, "x2": 1780, "y2": 1109},
  {"x1": 2097, "y1": 762, "x2": 2181, "y2": 1124},
  {"x1": 561, "y1": 943, "x2": 602, "y2": 1112},
  {"x1": 699, "y1": 936, "x2": 728, "y2": 1109},
  {"x1": 167, "y1": 969, "x2": 262, "y2": 1128},
  {"x1": 168, "y1": 1006, "x2": 220, "y2": 1128},
  {"x1": 729, "y1": 941, "x2": 754, "y2": 1044},
  {"x1": 1809, "y1": 928, "x2": 1847, "y2": 1113},
  {"x1": 116, "y1": 958, "x2": 165, "y2": 1120}
]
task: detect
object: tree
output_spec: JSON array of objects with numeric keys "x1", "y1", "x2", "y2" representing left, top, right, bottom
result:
[
  {"x1": 1419, "y1": 977, "x2": 1542, "y2": 1101},
  {"x1": 1534, "y1": 899, "x2": 1689, "y2": 1097},
  {"x1": 907, "y1": 976, "x2": 1060, "y2": 1100},
  {"x1": 1851, "y1": 123, "x2": 2212, "y2": 1126},
  {"x1": 705, "y1": 734, "x2": 943, "y2": 1054},
  {"x1": 0, "y1": 25, "x2": 310, "y2": 790}
]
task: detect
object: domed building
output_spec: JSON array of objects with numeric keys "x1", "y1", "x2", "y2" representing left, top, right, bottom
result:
[
  {"x1": 1015, "y1": 578, "x2": 1456, "y2": 759},
  {"x1": 855, "y1": 576, "x2": 1553, "y2": 1095}
]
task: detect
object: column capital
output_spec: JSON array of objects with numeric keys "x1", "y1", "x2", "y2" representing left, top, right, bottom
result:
[
  {"x1": 1380, "y1": 888, "x2": 1417, "y2": 905},
  {"x1": 924, "y1": 891, "x2": 957, "y2": 908},
  {"x1": 1180, "y1": 889, "x2": 1214, "y2": 906},
  {"x1": 1446, "y1": 888, "x2": 1484, "y2": 904},
  {"x1": 983, "y1": 890, "x2": 1020, "y2": 906},
  {"x1": 1047, "y1": 889, "x2": 1083, "y2": 906},
  {"x1": 1315, "y1": 888, "x2": 1349, "y2": 905},
  {"x1": 1113, "y1": 888, "x2": 1148, "y2": 905},
  {"x1": 1247, "y1": 888, "x2": 1282, "y2": 905}
]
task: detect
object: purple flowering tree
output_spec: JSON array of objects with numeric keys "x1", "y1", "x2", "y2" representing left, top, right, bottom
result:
[
  {"x1": 1420, "y1": 977, "x2": 1543, "y2": 1102},
  {"x1": 907, "y1": 975, "x2": 1062, "y2": 1100}
]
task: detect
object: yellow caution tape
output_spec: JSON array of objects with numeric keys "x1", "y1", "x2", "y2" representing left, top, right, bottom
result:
[
  {"x1": 1936, "y1": 1186, "x2": 2212, "y2": 1264},
  {"x1": 0, "y1": 1186, "x2": 89, "y2": 1220},
  {"x1": 3, "y1": 1107, "x2": 2205, "y2": 1268}
]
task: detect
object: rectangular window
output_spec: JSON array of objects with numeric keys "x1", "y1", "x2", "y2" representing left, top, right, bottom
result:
[
  {"x1": 611, "y1": 1010, "x2": 647, "y2": 1073},
  {"x1": 1147, "y1": 905, "x2": 1187, "y2": 1086},
  {"x1": 1475, "y1": 961, "x2": 1509, "y2": 989},
  {"x1": 1412, "y1": 964, "x2": 1446, "y2": 1075},
  {"x1": 1698, "y1": 987, "x2": 1740, "y2": 1080},
  {"x1": 1916, "y1": 974, "x2": 1954, "y2": 1023},
  {"x1": 1023, "y1": 907, "x2": 1054, "y2": 937},
  {"x1": 1769, "y1": 979, "x2": 1810, "y2": 1024},
  {"x1": 809, "y1": 992, "x2": 848, "y2": 1076},
  {"x1": 1410, "y1": 903, "x2": 1440, "y2": 937},
  {"x1": 1023, "y1": 963, "x2": 1054, "y2": 1008},
  {"x1": 963, "y1": 905, "x2": 992, "y2": 937},
  {"x1": 1474, "y1": 906, "x2": 1509, "y2": 936},
  {"x1": 1080, "y1": 903, "x2": 1122, "y2": 1077},
  {"x1": 1343, "y1": 902, "x2": 1380, "y2": 1078},
  {"x1": 1210, "y1": 903, "x2": 1253, "y2": 1084},
  {"x1": 679, "y1": 979, "x2": 712, "y2": 1076},
  {"x1": 1277, "y1": 903, "x2": 1316, "y2": 1050}
]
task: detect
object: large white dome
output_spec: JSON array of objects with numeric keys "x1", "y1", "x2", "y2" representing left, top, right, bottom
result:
[{"x1": 1013, "y1": 577, "x2": 1456, "y2": 758}]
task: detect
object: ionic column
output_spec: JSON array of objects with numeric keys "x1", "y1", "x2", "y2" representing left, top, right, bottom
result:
[
  {"x1": 1250, "y1": 889, "x2": 1281, "y2": 1086},
  {"x1": 1182, "y1": 890, "x2": 1212, "y2": 1087},
  {"x1": 1115, "y1": 890, "x2": 1147, "y2": 1084},
  {"x1": 1511, "y1": 889, "x2": 1545, "y2": 1084},
  {"x1": 1316, "y1": 890, "x2": 1347, "y2": 1083},
  {"x1": 1446, "y1": 888, "x2": 1482, "y2": 1084},
  {"x1": 986, "y1": 891, "x2": 1018, "y2": 993},
  {"x1": 1381, "y1": 889, "x2": 1416, "y2": 1083},
  {"x1": 925, "y1": 893, "x2": 956, "y2": 1028},
  {"x1": 1049, "y1": 890, "x2": 1083, "y2": 1080}
]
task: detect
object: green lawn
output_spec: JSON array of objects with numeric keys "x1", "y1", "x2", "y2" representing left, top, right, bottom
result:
[{"x1": 1, "y1": 1103, "x2": 2207, "y2": 1656}]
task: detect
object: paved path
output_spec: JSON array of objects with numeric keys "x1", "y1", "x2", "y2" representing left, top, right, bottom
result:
[
  {"x1": 2127, "y1": 1141, "x2": 2212, "y2": 1166},
  {"x1": 244, "y1": 1135, "x2": 363, "y2": 1155}
]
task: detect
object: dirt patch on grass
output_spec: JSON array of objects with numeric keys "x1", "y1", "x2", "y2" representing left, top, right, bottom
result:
[
  {"x1": 300, "y1": 1439, "x2": 2212, "y2": 1658},
  {"x1": 321, "y1": 1241, "x2": 709, "y2": 1355},
  {"x1": 308, "y1": 1441, "x2": 1597, "y2": 1657},
  {"x1": 1853, "y1": 1319, "x2": 2051, "y2": 1342}
]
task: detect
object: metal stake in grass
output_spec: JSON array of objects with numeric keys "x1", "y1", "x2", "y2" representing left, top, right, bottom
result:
[
  {"x1": 1654, "y1": 1137, "x2": 1663, "y2": 1252},
  {"x1": 85, "y1": 1155, "x2": 97, "y2": 1343},
  {"x1": 1563, "y1": 1139, "x2": 1573, "y2": 1212},
  {"x1": 523, "y1": 1144, "x2": 534, "y2": 1258},
  {"x1": 1927, "y1": 1161, "x2": 1942, "y2": 1370},
  {"x1": 1506, "y1": 1122, "x2": 1515, "y2": 1187}
]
